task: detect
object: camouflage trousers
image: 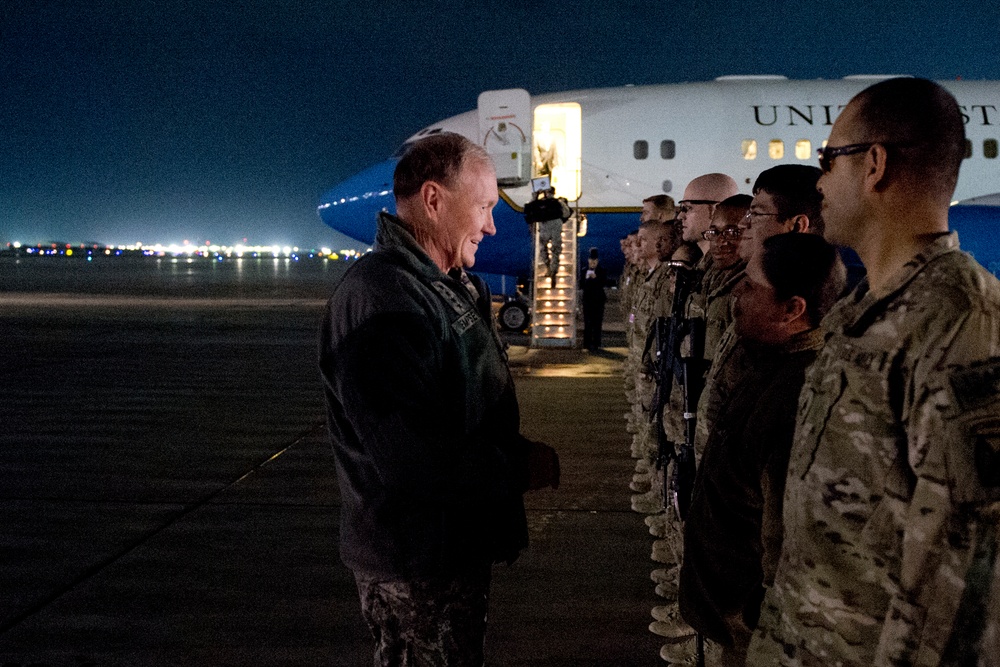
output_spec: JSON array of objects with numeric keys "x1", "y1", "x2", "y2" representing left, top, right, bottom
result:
[{"x1": 354, "y1": 569, "x2": 491, "y2": 667}]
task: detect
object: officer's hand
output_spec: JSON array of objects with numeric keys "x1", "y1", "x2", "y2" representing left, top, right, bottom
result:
[{"x1": 526, "y1": 441, "x2": 560, "y2": 491}]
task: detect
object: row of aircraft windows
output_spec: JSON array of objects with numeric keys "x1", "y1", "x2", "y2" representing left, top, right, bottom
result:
[{"x1": 634, "y1": 139, "x2": 1000, "y2": 161}]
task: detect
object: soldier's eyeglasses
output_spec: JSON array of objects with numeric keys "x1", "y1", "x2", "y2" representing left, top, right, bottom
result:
[
  {"x1": 817, "y1": 142, "x2": 876, "y2": 173},
  {"x1": 739, "y1": 211, "x2": 782, "y2": 229},
  {"x1": 702, "y1": 228, "x2": 742, "y2": 242},
  {"x1": 677, "y1": 200, "x2": 719, "y2": 215}
]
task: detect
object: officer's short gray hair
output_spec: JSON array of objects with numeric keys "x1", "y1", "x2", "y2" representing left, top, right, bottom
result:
[{"x1": 393, "y1": 133, "x2": 491, "y2": 201}]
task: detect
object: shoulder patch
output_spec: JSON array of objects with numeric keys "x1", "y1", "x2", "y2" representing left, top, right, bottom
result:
[{"x1": 950, "y1": 357, "x2": 1000, "y2": 412}]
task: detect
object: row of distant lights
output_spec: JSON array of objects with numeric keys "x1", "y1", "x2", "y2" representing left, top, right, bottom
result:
[
  {"x1": 7, "y1": 241, "x2": 365, "y2": 261},
  {"x1": 317, "y1": 189, "x2": 392, "y2": 209}
]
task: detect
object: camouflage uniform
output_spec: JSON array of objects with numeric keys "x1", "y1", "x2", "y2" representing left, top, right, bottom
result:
[
  {"x1": 748, "y1": 233, "x2": 1000, "y2": 666},
  {"x1": 355, "y1": 570, "x2": 490, "y2": 666},
  {"x1": 695, "y1": 324, "x2": 746, "y2": 457},
  {"x1": 701, "y1": 261, "x2": 746, "y2": 368},
  {"x1": 622, "y1": 261, "x2": 643, "y2": 390},
  {"x1": 631, "y1": 262, "x2": 674, "y2": 462},
  {"x1": 619, "y1": 261, "x2": 643, "y2": 437}
]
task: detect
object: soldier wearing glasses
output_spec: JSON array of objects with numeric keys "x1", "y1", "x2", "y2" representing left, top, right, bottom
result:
[
  {"x1": 749, "y1": 78, "x2": 1000, "y2": 665},
  {"x1": 698, "y1": 194, "x2": 752, "y2": 365},
  {"x1": 737, "y1": 164, "x2": 824, "y2": 262},
  {"x1": 697, "y1": 166, "x2": 830, "y2": 458},
  {"x1": 647, "y1": 175, "x2": 740, "y2": 649},
  {"x1": 665, "y1": 168, "x2": 833, "y2": 666}
]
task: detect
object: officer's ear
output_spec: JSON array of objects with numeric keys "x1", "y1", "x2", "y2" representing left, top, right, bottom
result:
[{"x1": 419, "y1": 180, "x2": 448, "y2": 224}]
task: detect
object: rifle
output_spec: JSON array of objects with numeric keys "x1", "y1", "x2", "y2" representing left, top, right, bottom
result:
[
  {"x1": 655, "y1": 263, "x2": 709, "y2": 667},
  {"x1": 650, "y1": 263, "x2": 699, "y2": 514}
]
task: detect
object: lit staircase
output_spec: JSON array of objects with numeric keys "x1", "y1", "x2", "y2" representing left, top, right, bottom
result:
[{"x1": 530, "y1": 214, "x2": 578, "y2": 348}]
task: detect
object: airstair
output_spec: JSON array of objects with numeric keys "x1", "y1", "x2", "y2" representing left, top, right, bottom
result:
[{"x1": 530, "y1": 214, "x2": 579, "y2": 348}]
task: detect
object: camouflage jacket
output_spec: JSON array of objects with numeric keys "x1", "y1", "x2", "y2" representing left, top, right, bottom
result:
[
  {"x1": 701, "y1": 261, "x2": 746, "y2": 363},
  {"x1": 748, "y1": 233, "x2": 1000, "y2": 666},
  {"x1": 632, "y1": 261, "x2": 673, "y2": 354}
]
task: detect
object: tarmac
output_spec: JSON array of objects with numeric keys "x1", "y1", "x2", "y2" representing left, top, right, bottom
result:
[{"x1": 0, "y1": 290, "x2": 669, "y2": 666}]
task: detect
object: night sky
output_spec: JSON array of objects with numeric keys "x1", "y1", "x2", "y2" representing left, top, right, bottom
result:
[{"x1": 4, "y1": 0, "x2": 1000, "y2": 249}]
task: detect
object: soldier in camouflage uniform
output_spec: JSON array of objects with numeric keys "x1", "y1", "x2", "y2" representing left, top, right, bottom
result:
[
  {"x1": 646, "y1": 175, "x2": 740, "y2": 652},
  {"x1": 748, "y1": 78, "x2": 1000, "y2": 666},
  {"x1": 621, "y1": 231, "x2": 642, "y2": 434},
  {"x1": 628, "y1": 220, "x2": 676, "y2": 468},
  {"x1": 697, "y1": 165, "x2": 826, "y2": 456},
  {"x1": 698, "y1": 195, "x2": 751, "y2": 374},
  {"x1": 625, "y1": 196, "x2": 676, "y2": 465}
]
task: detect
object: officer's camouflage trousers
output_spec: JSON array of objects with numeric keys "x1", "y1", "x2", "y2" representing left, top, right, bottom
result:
[{"x1": 354, "y1": 569, "x2": 490, "y2": 667}]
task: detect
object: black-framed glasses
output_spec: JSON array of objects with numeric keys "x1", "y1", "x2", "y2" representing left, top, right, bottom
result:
[
  {"x1": 817, "y1": 142, "x2": 875, "y2": 173},
  {"x1": 739, "y1": 210, "x2": 782, "y2": 229},
  {"x1": 702, "y1": 227, "x2": 742, "y2": 242},
  {"x1": 677, "y1": 199, "x2": 719, "y2": 215}
]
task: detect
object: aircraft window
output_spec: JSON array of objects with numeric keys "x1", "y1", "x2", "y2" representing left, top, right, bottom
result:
[
  {"x1": 769, "y1": 140, "x2": 784, "y2": 160},
  {"x1": 964, "y1": 139, "x2": 973, "y2": 159},
  {"x1": 986, "y1": 139, "x2": 999, "y2": 159},
  {"x1": 742, "y1": 140, "x2": 757, "y2": 160},
  {"x1": 660, "y1": 140, "x2": 676, "y2": 159},
  {"x1": 795, "y1": 140, "x2": 811, "y2": 160},
  {"x1": 634, "y1": 141, "x2": 649, "y2": 159},
  {"x1": 662, "y1": 180, "x2": 673, "y2": 193}
]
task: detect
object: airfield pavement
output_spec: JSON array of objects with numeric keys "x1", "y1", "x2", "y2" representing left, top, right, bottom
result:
[{"x1": 0, "y1": 283, "x2": 669, "y2": 667}]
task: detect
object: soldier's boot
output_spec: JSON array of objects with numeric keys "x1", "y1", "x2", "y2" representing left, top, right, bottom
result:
[
  {"x1": 649, "y1": 605, "x2": 695, "y2": 640},
  {"x1": 630, "y1": 439, "x2": 644, "y2": 461},
  {"x1": 630, "y1": 469, "x2": 653, "y2": 493},
  {"x1": 660, "y1": 638, "x2": 722, "y2": 666},
  {"x1": 631, "y1": 473, "x2": 664, "y2": 514},
  {"x1": 631, "y1": 489, "x2": 664, "y2": 514},
  {"x1": 646, "y1": 511, "x2": 668, "y2": 537},
  {"x1": 655, "y1": 579, "x2": 678, "y2": 600},
  {"x1": 650, "y1": 566, "x2": 679, "y2": 586},
  {"x1": 651, "y1": 538, "x2": 678, "y2": 564},
  {"x1": 660, "y1": 639, "x2": 694, "y2": 663}
]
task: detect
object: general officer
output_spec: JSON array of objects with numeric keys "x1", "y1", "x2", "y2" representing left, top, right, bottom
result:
[
  {"x1": 320, "y1": 132, "x2": 559, "y2": 666},
  {"x1": 748, "y1": 78, "x2": 1000, "y2": 665}
]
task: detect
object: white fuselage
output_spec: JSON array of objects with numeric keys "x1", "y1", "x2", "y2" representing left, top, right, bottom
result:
[{"x1": 404, "y1": 77, "x2": 1000, "y2": 209}]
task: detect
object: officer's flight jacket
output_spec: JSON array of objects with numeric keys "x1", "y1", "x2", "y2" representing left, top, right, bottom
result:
[{"x1": 320, "y1": 212, "x2": 532, "y2": 580}]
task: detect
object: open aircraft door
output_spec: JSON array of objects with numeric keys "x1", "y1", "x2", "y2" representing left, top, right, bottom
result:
[
  {"x1": 532, "y1": 102, "x2": 581, "y2": 202},
  {"x1": 478, "y1": 89, "x2": 532, "y2": 187}
]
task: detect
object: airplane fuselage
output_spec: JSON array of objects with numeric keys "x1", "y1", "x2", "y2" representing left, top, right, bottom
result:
[{"x1": 318, "y1": 77, "x2": 1000, "y2": 279}]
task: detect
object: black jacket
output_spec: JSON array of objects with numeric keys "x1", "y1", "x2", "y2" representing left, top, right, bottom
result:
[{"x1": 320, "y1": 212, "x2": 532, "y2": 579}]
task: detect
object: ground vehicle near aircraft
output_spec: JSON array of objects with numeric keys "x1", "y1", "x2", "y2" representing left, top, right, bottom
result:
[{"x1": 318, "y1": 76, "x2": 1000, "y2": 285}]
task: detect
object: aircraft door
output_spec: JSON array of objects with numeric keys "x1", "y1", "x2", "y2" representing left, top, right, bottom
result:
[
  {"x1": 478, "y1": 89, "x2": 532, "y2": 187},
  {"x1": 533, "y1": 102, "x2": 582, "y2": 201}
]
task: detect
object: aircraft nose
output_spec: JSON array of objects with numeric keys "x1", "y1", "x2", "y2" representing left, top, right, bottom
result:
[{"x1": 317, "y1": 159, "x2": 398, "y2": 245}]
